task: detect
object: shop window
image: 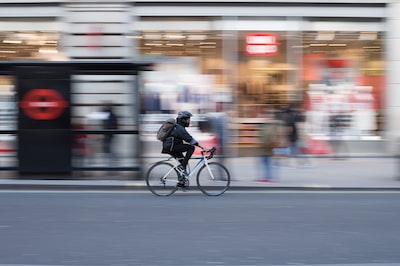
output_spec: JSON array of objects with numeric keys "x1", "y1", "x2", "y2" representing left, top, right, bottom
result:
[
  {"x1": 0, "y1": 31, "x2": 63, "y2": 61},
  {"x1": 71, "y1": 75, "x2": 140, "y2": 172},
  {"x1": 238, "y1": 31, "x2": 299, "y2": 116},
  {"x1": 302, "y1": 31, "x2": 385, "y2": 139}
]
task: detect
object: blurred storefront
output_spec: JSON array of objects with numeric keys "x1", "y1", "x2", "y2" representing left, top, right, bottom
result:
[
  {"x1": 133, "y1": 10, "x2": 386, "y2": 152},
  {"x1": 0, "y1": 1, "x2": 393, "y2": 157}
]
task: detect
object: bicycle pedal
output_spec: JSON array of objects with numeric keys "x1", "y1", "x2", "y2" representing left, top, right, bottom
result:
[{"x1": 177, "y1": 177, "x2": 190, "y2": 190}]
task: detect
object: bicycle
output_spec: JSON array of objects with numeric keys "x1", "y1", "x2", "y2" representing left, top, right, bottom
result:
[{"x1": 146, "y1": 146, "x2": 230, "y2": 196}]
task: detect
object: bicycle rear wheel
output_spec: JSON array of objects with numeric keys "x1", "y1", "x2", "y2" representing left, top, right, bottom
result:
[
  {"x1": 146, "y1": 162, "x2": 179, "y2": 196},
  {"x1": 196, "y1": 162, "x2": 230, "y2": 196}
]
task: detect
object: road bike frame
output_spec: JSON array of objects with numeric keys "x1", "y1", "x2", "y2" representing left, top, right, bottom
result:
[
  {"x1": 146, "y1": 146, "x2": 230, "y2": 196},
  {"x1": 161, "y1": 148, "x2": 216, "y2": 184}
]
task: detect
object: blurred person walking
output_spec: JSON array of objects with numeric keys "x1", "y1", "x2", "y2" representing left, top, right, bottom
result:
[
  {"x1": 256, "y1": 108, "x2": 282, "y2": 182},
  {"x1": 278, "y1": 103, "x2": 300, "y2": 167},
  {"x1": 295, "y1": 112, "x2": 313, "y2": 167},
  {"x1": 72, "y1": 119, "x2": 89, "y2": 167},
  {"x1": 102, "y1": 103, "x2": 119, "y2": 165},
  {"x1": 204, "y1": 110, "x2": 229, "y2": 164},
  {"x1": 281, "y1": 106, "x2": 314, "y2": 167}
]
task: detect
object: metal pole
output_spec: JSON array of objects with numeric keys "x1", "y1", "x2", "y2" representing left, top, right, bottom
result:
[{"x1": 134, "y1": 71, "x2": 144, "y2": 180}]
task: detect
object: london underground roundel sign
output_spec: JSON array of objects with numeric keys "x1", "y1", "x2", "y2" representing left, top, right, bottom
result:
[{"x1": 20, "y1": 89, "x2": 68, "y2": 120}]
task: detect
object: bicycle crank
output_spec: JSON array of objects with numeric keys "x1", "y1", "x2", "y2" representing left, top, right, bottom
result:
[{"x1": 177, "y1": 177, "x2": 190, "y2": 190}]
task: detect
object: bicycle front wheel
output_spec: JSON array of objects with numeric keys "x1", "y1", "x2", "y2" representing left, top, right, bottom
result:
[
  {"x1": 196, "y1": 162, "x2": 230, "y2": 196},
  {"x1": 146, "y1": 162, "x2": 179, "y2": 196}
]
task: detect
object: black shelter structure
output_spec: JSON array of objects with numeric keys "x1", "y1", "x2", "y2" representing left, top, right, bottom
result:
[{"x1": 0, "y1": 60, "x2": 152, "y2": 179}]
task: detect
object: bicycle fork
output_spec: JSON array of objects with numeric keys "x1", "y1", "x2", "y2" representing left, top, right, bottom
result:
[{"x1": 204, "y1": 160, "x2": 217, "y2": 180}]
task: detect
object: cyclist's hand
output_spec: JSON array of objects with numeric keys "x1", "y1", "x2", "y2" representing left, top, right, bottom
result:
[{"x1": 199, "y1": 145, "x2": 207, "y2": 151}]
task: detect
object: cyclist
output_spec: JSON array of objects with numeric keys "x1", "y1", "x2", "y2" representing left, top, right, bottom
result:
[{"x1": 162, "y1": 111, "x2": 205, "y2": 176}]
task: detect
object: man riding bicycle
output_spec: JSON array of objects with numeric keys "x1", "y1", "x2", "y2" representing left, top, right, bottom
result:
[{"x1": 162, "y1": 111, "x2": 205, "y2": 176}]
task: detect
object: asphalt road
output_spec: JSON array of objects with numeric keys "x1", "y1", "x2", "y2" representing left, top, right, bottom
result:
[{"x1": 1, "y1": 190, "x2": 400, "y2": 266}]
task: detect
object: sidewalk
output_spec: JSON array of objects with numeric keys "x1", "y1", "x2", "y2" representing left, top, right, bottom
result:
[
  {"x1": 226, "y1": 156, "x2": 400, "y2": 189},
  {"x1": 0, "y1": 156, "x2": 399, "y2": 190}
]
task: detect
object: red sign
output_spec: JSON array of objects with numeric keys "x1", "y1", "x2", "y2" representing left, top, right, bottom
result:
[
  {"x1": 87, "y1": 25, "x2": 102, "y2": 49},
  {"x1": 325, "y1": 59, "x2": 351, "y2": 68},
  {"x1": 20, "y1": 89, "x2": 68, "y2": 120},
  {"x1": 246, "y1": 33, "x2": 278, "y2": 56}
]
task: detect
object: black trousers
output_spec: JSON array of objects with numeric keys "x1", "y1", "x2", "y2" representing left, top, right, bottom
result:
[
  {"x1": 169, "y1": 144, "x2": 195, "y2": 169},
  {"x1": 103, "y1": 134, "x2": 115, "y2": 154}
]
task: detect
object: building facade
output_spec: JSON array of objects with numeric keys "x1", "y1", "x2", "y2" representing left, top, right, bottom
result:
[{"x1": 0, "y1": 0, "x2": 397, "y2": 155}]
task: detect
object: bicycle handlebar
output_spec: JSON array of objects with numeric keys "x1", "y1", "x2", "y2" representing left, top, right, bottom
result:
[{"x1": 201, "y1": 146, "x2": 217, "y2": 160}]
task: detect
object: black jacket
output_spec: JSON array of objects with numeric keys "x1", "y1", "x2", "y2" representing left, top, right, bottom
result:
[
  {"x1": 162, "y1": 121, "x2": 198, "y2": 153},
  {"x1": 280, "y1": 108, "x2": 298, "y2": 143}
]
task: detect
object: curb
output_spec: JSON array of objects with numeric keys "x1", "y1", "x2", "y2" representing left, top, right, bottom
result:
[{"x1": 1, "y1": 182, "x2": 400, "y2": 191}]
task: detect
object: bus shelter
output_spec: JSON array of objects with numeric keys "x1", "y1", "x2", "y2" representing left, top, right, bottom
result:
[{"x1": 0, "y1": 61, "x2": 152, "y2": 179}]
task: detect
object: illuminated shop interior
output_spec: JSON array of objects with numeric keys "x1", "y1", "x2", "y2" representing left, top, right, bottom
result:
[{"x1": 136, "y1": 28, "x2": 384, "y2": 140}]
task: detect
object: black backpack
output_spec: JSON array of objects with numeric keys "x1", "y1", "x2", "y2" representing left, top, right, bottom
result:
[{"x1": 156, "y1": 118, "x2": 176, "y2": 141}]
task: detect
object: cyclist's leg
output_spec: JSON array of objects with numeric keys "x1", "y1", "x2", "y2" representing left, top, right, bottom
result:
[
  {"x1": 170, "y1": 144, "x2": 194, "y2": 169},
  {"x1": 168, "y1": 151, "x2": 184, "y2": 162}
]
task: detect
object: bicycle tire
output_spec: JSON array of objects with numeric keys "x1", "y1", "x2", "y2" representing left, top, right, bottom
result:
[
  {"x1": 196, "y1": 162, "x2": 230, "y2": 196},
  {"x1": 146, "y1": 161, "x2": 179, "y2": 196}
]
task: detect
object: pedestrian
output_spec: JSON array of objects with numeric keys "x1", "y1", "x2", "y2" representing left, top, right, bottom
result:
[
  {"x1": 257, "y1": 109, "x2": 282, "y2": 182},
  {"x1": 72, "y1": 118, "x2": 88, "y2": 166},
  {"x1": 278, "y1": 103, "x2": 300, "y2": 167},
  {"x1": 204, "y1": 110, "x2": 229, "y2": 164},
  {"x1": 101, "y1": 103, "x2": 119, "y2": 165},
  {"x1": 295, "y1": 112, "x2": 313, "y2": 167}
]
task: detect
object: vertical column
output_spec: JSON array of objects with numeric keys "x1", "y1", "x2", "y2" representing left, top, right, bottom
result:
[
  {"x1": 62, "y1": 1, "x2": 131, "y2": 60},
  {"x1": 221, "y1": 16, "x2": 239, "y2": 157},
  {"x1": 385, "y1": 1, "x2": 400, "y2": 153},
  {"x1": 286, "y1": 16, "x2": 303, "y2": 103}
]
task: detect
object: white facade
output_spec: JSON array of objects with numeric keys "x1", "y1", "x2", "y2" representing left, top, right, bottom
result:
[
  {"x1": 385, "y1": 1, "x2": 400, "y2": 152},
  {"x1": 0, "y1": 0, "x2": 398, "y2": 153}
]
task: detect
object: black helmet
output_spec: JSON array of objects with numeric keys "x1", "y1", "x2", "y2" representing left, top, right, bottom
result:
[
  {"x1": 177, "y1": 111, "x2": 192, "y2": 127},
  {"x1": 177, "y1": 111, "x2": 193, "y2": 119}
]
